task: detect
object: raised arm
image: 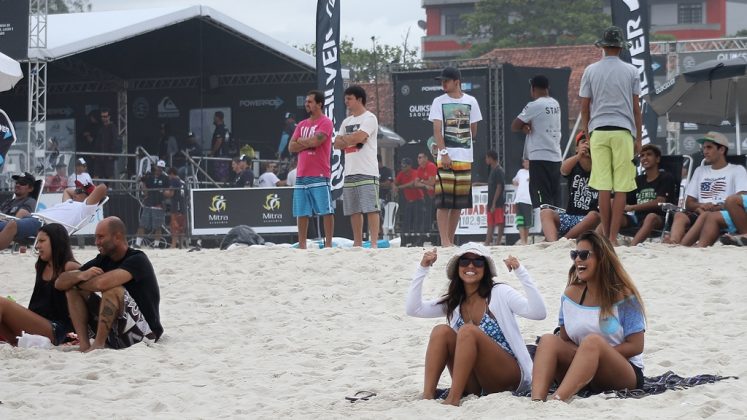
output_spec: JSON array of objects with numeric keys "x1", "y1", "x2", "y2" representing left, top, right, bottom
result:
[
  {"x1": 405, "y1": 265, "x2": 448, "y2": 318},
  {"x1": 500, "y1": 265, "x2": 547, "y2": 320}
]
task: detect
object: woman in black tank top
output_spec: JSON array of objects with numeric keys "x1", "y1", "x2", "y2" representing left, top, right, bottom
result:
[{"x1": 0, "y1": 223, "x2": 79, "y2": 346}]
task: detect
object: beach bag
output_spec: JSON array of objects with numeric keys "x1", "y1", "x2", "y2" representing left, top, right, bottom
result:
[{"x1": 220, "y1": 225, "x2": 265, "y2": 249}]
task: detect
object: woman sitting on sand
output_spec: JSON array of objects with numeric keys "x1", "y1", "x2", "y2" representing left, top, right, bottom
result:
[
  {"x1": 0, "y1": 224, "x2": 79, "y2": 346},
  {"x1": 531, "y1": 230, "x2": 646, "y2": 401},
  {"x1": 405, "y1": 242, "x2": 546, "y2": 406}
]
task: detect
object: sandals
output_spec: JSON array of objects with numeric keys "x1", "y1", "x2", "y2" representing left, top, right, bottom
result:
[
  {"x1": 345, "y1": 390, "x2": 377, "y2": 403},
  {"x1": 719, "y1": 234, "x2": 747, "y2": 247}
]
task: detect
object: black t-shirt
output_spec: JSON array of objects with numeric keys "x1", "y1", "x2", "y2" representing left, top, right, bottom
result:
[
  {"x1": 627, "y1": 171, "x2": 676, "y2": 219},
  {"x1": 379, "y1": 166, "x2": 394, "y2": 202},
  {"x1": 211, "y1": 124, "x2": 227, "y2": 157},
  {"x1": 487, "y1": 165, "x2": 506, "y2": 207},
  {"x1": 28, "y1": 270, "x2": 71, "y2": 324},
  {"x1": 81, "y1": 248, "x2": 163, "y2": 339},
  {"x1": 565, "y1": 163, "x2": 599, "y2": 215},
  {"x1": 143, "y1": 173, "x2": 169, "y2": 207},
  {"x1": 232, "y1": 169, "x2": 255, "y2": 188}
]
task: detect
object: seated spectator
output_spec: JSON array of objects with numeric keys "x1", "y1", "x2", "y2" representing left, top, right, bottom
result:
[
  {"x1": 257, "y1": 161, "x2": 287, "y2": 187},
  {"x1": 68, "y1": 158, "x2": 93, "y2": 188},
  {"x1": 540, "y1": 134, "x2": 600, "y2": 241},
  {"x1": 230, "y1": 154, "x2": 255, "y2": 188},
  {"x1": 286, "y1": 155, "x2": 298, "y2": 187},
  {"x1": 619, "y1": 144, "x2": 675, "y2": 246},
  {"x1": 696, "y1": 193, "x2": 747, "y2": 247},
  {"x1": 45, "y1": 162, "x2": 68, "y2": 192},
  {"x1": 0, "y1": 172, "x2": 41, "y2": 248},
  {"x1": 0, "y1": 223, "x2": 80, "y2": 346},
  {"x1": 56, "y1": 216, "x2": 163, "y2": 352}
]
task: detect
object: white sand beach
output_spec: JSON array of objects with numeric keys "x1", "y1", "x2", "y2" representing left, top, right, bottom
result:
[{"x1": 1, "y1": 241, "x2": 746, "y2": 418}]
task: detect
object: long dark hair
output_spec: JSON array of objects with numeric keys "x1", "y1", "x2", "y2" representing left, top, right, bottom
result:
[
  {"x1": 439, "y1": 258, "x2": 496, "y2": 323},
  {"x1": 571, "y1": 231, "x2": 646, "y2": 320},
  {"x1": 35, "y1": 223, "x2": 76, "y2": 280}
]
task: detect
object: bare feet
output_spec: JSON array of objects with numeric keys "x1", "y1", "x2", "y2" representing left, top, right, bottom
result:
[
  {"x1": 442, "y1": 397, "x2": 460, "y2": 406},
  {"x1": 83, "y1": 343, "x2": 106, "y2": 353}
]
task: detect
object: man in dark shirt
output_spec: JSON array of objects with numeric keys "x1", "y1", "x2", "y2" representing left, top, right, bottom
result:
[
  {"x1": 135, "y1": 160, "x2": 169, "y2": 248},
  {"x1": 210, "y1": 111, "x2": 230, "y2": 182},
  {"x1": 57, "y1": 216, "x2": 162, "y2": 352},
  {"x1": 93, "y1": 108, "x2": 119, "y2": 179},
  {"x1": 378, "y1": 154, "x2": 393, "y2": 203},
  {"x1": 0, "y1": 172, "x2": 41, "y2": 248},
  {"x1": 230, "y1": 154, "x2": 254, "y2": 188},
  {"x1": 484, "y1": 150, "x2": 506, "y2": 245}
]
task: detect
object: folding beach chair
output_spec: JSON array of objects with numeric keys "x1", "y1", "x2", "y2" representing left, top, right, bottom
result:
[
  {"x1": 382, "y1": 201, "x2": 399, "y2": 240},
  {"x1": 32, "y1": 196, "x2": 109, "y2": 236}
]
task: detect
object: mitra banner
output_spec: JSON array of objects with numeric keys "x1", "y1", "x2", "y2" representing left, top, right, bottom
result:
[
  {"x1": 190, "y1": 187, "x2": 296, "y2": 235},
  {"x1": 610, "y1": 0, "x2": 658, "y2": 144},
  {"x1": 316, "y1": 0, "x2": 345, "y2": 199}
]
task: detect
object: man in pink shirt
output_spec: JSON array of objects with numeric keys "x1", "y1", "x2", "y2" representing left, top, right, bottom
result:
[{"x1": 288, "y1": 90, "x2": 335, "y2": 249}]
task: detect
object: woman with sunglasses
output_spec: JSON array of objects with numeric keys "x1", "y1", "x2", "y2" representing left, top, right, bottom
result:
[
  {"x1": 0, "y1": 223, "x2": 79, "y2": 346},
  {"x1": 531, "y1": 230, "x2": 646, "y2": 401},
  {"x1": 406, "y1": 242, "x2": 546, "y2": 406}
]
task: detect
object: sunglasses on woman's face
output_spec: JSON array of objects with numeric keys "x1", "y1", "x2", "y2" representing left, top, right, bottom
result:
[
  {"x1": 458, "y1": 256, "x2": 486, "y2": 268},
  {"x1": 570, "y1": 249, "x2": 593, "y2": 261}
]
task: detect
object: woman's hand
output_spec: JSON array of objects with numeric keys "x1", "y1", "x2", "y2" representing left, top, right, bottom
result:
[
  {"x1": 420, "y1": 248, "x2": 438, "y2": 267},
  {"x1": 503, "y1": 255, "x2": 520, "y2": 272}
]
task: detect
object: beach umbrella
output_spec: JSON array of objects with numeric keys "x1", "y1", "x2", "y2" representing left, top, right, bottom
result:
[
  {"x1": 0, "y1": 51, "x2": 24, "y2": 92},
  {"x1": 648, "y1": 56, "x2": 747, "y2": 154},
  {"x1": 378, "y1": 125, "x2": 406, "y2": 148}
]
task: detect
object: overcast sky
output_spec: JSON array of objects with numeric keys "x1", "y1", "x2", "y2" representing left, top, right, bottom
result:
[{"x1": 90, "y1": 0, "x2": 426, "y2": 52}]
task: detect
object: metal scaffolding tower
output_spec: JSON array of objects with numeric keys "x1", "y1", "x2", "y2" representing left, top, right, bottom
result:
[{"x1": 27, "y1": 0, "x2": 48, "y2": 176}]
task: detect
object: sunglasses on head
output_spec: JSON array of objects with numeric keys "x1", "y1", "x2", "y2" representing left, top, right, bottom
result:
[
  {"x1": 458, "y1": 256, "x2": 486, "y2": 268},
  {"x1": 570, "y1": 250, "x2": 593, "y2": 261}
]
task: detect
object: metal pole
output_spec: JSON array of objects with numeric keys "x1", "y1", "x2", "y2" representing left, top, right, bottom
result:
[{"x1": 735, "y1": 78, "x2": 742, "y2": 156}]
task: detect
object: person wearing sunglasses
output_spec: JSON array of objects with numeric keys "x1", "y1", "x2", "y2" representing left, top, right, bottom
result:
[
  {"x1": 0, "y1": 172, "x2": 41, "y2": 250},
  {"x1": 531, "y1": 230, "x2": 646, "y2": 402},
  {"x1": 405, "y1": 242, "x2": 546, "y2": 406}
]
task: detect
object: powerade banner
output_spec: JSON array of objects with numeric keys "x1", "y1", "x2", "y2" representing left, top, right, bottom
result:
[
  {"x1": 0, "y1": 109, "x2": 17, "y2": 167},
  {"x1": 316, "y1": 0, "x2": 345, "y2": 199},
  {"x1": 0, "y1": 0, "x2": 29, "y2": 60},
  {"x1": 610, "y1": 0, "x2": 658, "y2": 145},
  {"x1": 190, "y1": 187, "x2": 296, "y2": 235}
]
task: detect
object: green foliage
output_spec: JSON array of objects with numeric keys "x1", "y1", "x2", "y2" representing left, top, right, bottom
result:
[
  {"x1": 298, "y1": 38, "x2": 419, "y2": 83},
  {"x1": 730, "y1": 29, "x2": 747, "y2": 38},
  {"x1": 462, "y1": 0, "x2": 609, "y2": 55},
  {"x1": 48, "y1": 0, "x2": 92, "y2": 14},
  {"x1": 651, "y1": 32, "x2": 677, "y2": 42}
]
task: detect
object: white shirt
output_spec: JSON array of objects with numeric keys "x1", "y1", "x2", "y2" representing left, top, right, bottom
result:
[
  {"x1": 258, "y1": 172, "x2": 281, "y2": 188},
  {"x1": 340, "y1": 110, "x2": 379, "y2": 177},
  {"x1": 685, "y1": 163, "x2": 747, "y2": 204},
  {"x1": 513, "y1": 168, "x2": 532, "y2": 204},
  {"x1": 428, "y1": 92, "x2": 482, "y2": 162},
  {"x1": 517, "y1": 96, "x2": 562, "y2": 162},
  {"x1": 286, "y1": 168, "x2": 297, "y2": 186},
  {"x1": 68, "y1": 172, "x2": 93, "y2": 188},
  {"x1": 39, "y1": 199, "x2": 98, "y2": 228}
]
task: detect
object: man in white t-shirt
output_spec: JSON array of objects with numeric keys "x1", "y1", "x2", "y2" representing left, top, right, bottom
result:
[
  {"x1": 669, "y1": 132, "x2": 747, "y2": 246},
  {"x1": 428, "y1": 67, "x2": 483, "y2": 247},
  {"x1": 257, "y1": 162, "x2": 286, "y2": 188},
  {"x1": 512, "y1": 160, "x2": 532, "y2": 245},
  {"x1": 511, "y1": 74, "x2": 562, "y2": 208},
  {"x1": 68, "y1": 157, "x2": 93, "y2": 188},
  {"x1": 333, "y1": 85, "x2": 380, "y2": 247}
]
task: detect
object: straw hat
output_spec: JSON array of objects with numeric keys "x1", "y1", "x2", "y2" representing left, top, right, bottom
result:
[{"x1": 445, "y1": 242, "x2": 498, "y2": 282}]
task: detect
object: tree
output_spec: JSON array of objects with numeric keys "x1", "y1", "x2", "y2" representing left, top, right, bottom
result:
[
  {"x1": 462, "y1": 0, "x2": 608, "y2": 56},
  {"x1": 298, "y1": 38, "x2": 419, "y2": 83},
  {"x1": 49, "y1": 0, "x2": 92, "y2": 14}
]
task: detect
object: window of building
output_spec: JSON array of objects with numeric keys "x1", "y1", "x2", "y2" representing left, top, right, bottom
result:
[
  {"x1": 678, "y1": 3, "x2": 703, "y2": 25},
  {"x1": 441, "y1": 6, "x2": 473, "y2": 36}
]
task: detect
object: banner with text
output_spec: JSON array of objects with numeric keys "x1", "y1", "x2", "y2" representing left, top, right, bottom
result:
[
  {"x1": 456, "y1": 185, "x2": 541, "y2": 235},
  {"x1": 190, "y1": 187, "x2": 296, "y2": 235},
  {"x1": 0, "y1": 0, "x2": 29, "y2": 60}
]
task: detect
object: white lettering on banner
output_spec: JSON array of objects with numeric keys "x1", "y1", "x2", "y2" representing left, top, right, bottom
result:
[
  {"x1": 456, "y1": 185, "x2": 541, "y2": 235},
  {"x1": 622, "y1": 0, "x2": 639, "y2": 10},
  {"x1": 408, "y1": 104, "x2": 431, "y2": 119},
  {"x1": 325, "y1": 0, "x2": 335, "y2": 16},
  {"x1": 421, "y1": 86, "x2": 443, "y2": 92},
  {"x1": 620, "y1": 1, "x2": 653, "y2": 146},
  {"x1": 239, "y1": 97, "x2": 284, "y2": 109},
  {"x1": 209, "y1": 214, "x2": 229, "y2": 223}
]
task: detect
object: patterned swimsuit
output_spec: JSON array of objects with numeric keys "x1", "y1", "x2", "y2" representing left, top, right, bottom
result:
[{"x1": 456, "y1": 311, "x2": 515, "y2": 358}]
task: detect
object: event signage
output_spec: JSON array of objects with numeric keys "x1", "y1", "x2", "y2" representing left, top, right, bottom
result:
[
  {"x1": 456, "y1": 185, "x2": 541, "y2": 236},
  {"x1": 190, "y1": 187, "x2": 296, "y2": 235},
  {"x1": 610, "y1": 0, "x2": 658, "y2": 144},
  {"x1": 316, "y1": 0, "x2": 345, "y2": 199},
  {"x1": 0, "y1": 0, "x2": 29, "y2": 60}
]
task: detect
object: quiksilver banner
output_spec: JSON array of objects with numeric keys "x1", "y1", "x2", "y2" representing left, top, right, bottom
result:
[
  {"x1": 610, "y1": 0, "x2": 658, "y2": 145},
  {"x1": 316, "y1": 0, "x2": 345, "y2": 199}
]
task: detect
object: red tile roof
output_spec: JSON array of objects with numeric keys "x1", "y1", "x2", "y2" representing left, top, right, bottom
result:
[{"x1": 480, "y1": 44, "x2": 601, "y2": 118}]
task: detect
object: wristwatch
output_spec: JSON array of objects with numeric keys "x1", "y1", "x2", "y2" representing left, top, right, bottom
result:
[{"x1": 438, "y1": 149, "x2": 449, "y2": 156}]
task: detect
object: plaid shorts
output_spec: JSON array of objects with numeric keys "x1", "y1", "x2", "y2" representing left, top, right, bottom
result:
[{"x1": 86, "y1": 289, "x2": 156, "y2": 349}]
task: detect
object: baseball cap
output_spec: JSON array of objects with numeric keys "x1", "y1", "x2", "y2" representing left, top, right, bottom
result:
[
  {"x1": 239, "y1": 154, "x2": 251, "y2": 163},
  {"x1": 696, "y1": 131, "x2": 730, "y2": 148},
  {"x1": 12, "y1": 172, "x2": 36, "y2": 185},
  {"x1": 74, "y1": 180, "x2": 96, "y2": 195},
  {"x1": 529, "y1": 75, "x2": 549, "y2": 89},
  {"x1": 76, "y1": 157, "x2": 87, "y2": 166},
  {"x1": 595, "y1": 26, "x2": 631, "y2": 49},
  {"x1": 435, "y1": 67, "x2": 461, "y2": 81},
  {"x1": 156, "y1": 160, "x2": 166, "y2": 168},
  {"x1": 575, "y1": 131, "x2": 588, "y2": 144}
]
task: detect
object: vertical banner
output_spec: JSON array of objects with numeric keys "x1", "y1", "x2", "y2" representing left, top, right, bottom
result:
[
  {"x1": 316, "y1": 0, "x2": 345, "y2": 199},
  {"x1": 610, "y1": 0, "x2": 658, "y2": 145},
  {"x1": 0, "y1": 109, "x2": 18, "y2": 167},
  {"x1": 0, "y1": 0, "x2": 30, "y2": 60}
]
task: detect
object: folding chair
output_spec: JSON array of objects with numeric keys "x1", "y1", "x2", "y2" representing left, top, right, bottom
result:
[
  {"x1": 32, "y1": 196, "x2": 109, "y2": 236},
  {"x1": 382, "y1": 201, "x2": 399, "y2": 240}
]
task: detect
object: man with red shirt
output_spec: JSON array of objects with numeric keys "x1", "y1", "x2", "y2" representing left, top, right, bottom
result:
[
  {"x1": 288, "y1": 90, "x2": 335, "y2": 249},
  {"x1": 395, "y1": 157, "x2": 424, "y2": 239},
  {"x1": 415, "y1": 152, "x2": 438, "y2": 233}
]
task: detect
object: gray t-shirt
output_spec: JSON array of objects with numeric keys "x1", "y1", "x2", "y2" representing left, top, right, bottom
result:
[
  {"x1": 517, "y1": 96, "x2": 562, "y2": 162},
  {"x1": 579, "y1": 56, "x2": 641, "y2": 133}
]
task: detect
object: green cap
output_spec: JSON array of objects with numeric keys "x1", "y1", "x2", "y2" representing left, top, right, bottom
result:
[{"x1": 595, "y1": 26, "x2": 631, "y2": 49}]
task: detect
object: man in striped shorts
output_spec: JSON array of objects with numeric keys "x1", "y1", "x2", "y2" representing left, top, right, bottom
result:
[
  {"x1": 288, "y1": 90, "x2": 335, "y2": 249},
  {"x1": 334, "y1": 85, "x2": 380, "y2": 247},
  {"x1": 429, "y1": 67, "x2": 483, "y2": 247}
]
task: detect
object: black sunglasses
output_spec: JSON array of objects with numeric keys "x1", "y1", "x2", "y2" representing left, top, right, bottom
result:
[
  {"x1": 74, "y1": 188, "x2": 87, "y2": 195},
  {"x1": 570, "y1": 250, "x2": 593, "y2": 261},
  {"x1": 458, "y1": 256, "x2": 486, "y2": 268},
  {"x1": 16, "y1": 181, "x2": 31, "y2": 186}
]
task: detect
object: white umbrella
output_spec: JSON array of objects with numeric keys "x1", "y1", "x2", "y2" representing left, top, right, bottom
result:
[{"x1": 0, "y1": 51, "x2": 23, "y2": 92}]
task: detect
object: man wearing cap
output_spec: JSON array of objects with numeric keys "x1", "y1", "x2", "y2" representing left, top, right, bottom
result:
[
  {"x1": 669, "y1": 132, "x2": 747, "y2": 246},
  {"x1": 511, "y1": 74, "x2": 562, "y2": 208},
  {"x1": 68, "y1": 158, "x2": 93, "y2": 188},
  {"x1": 46, "y1": 162, "x2": 69, "y2": 192},
  {"x1": 580, "y1": 26, "x2": 642, "y2": 246},
  {"x1": 288, "y1": 90, "x2": 335, "y2": 249},
  {"x1": 0, "y1": 173, "x2": 41, "y2": 248},
  {"x1": 428, "y1": 66, "x2": 483, "y2": 247},
  {"x1": 334, "y1": 85, "x2": 380, "y2": 247},
  {"x1": 134, "y1": 160, "x2": 169, "y2": 248},
  {"x1": 230, "y1": 154, "x2": 255, "y2": 188}
]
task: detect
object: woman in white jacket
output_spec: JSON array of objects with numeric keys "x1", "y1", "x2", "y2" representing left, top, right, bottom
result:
[{"x1": 405, "y1": 242, "x2": 546, "y2": 406}]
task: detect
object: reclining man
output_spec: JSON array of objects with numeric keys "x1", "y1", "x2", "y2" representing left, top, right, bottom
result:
[
  {"x1": 0, "y1": 179, "x2": 108, "y2": 250},
  {"x1": 56, "y1": 216, "x2": 163, "y2": 352},
  {"x1": 618, "y1": 144, "x2": 676, "y2": 246},
  {"x1": 0, "y1": 172, "x2": 40, "y2": 249},
  {"x1": 540, "y1": 133, "x2": 600, "y2": 241}
]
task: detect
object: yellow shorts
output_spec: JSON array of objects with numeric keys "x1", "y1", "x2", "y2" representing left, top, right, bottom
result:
[{"x1": 588, "y1": 130, "x2": 637, "y2": 193}]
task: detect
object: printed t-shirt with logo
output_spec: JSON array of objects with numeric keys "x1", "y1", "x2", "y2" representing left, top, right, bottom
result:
[
  {"x1": 428, "y1": 93, "x2": 482, "y2": 163},
  {"x1": 626, "y1": 171, "x2": 675, "y2": 219},
  {"x1": 565, "y1": 163, "x2": 599, "y2": 216},
  {"x1": 340, "y1": 110, "x2": 378, "y2": 177},
  {"x1": 292, "y1": 116, "x2": 334, "y2": 178},
  {"x1": 685, "y1": 164, "x2": 747, "y2": 204}
]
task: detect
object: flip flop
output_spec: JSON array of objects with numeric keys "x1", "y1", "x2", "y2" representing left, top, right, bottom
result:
[
  {"x1": 345, "y1": 390, "x2": 377, "y2": 403},
  {"x1": 719, "y1": 235, "x2": 745, "y2": 247}
]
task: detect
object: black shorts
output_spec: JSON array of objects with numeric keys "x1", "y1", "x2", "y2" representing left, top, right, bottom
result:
[
  {"x1": 529, "y1": 160, "x2": 562, "y2": 208},
  {"x1": 630, "y1": 361, "x2": 644, "y2": 390}
]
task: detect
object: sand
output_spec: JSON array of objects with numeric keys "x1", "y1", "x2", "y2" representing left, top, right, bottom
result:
[{"x1": 1, "y1": 240, "x2": 746, "y2": 418}]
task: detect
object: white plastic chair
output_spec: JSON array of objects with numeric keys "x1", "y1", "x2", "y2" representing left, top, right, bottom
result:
[
  {"x1": 32, "y1": 196, "x2": 109, "y2": 237},
  {"x1": 382, "y1": 201, "x2": 399, "y2": 240}
]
